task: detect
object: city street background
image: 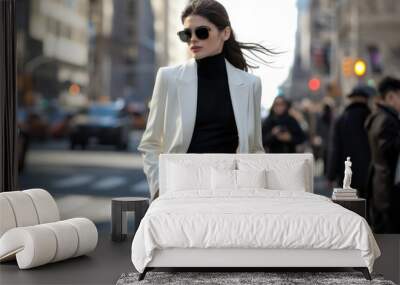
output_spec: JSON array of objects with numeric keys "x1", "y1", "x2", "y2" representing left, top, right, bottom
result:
[{"x1": 15, "y1": 0, "x2": 400, "y2": 233}]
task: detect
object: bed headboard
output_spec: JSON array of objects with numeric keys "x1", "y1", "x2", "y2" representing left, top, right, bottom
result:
[{"x1": 159, "y1": 153, "x2": 314, "y2": 195}]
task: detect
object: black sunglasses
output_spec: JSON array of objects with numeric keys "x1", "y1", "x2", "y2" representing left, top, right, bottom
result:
[{"x1": 177, "y1": 26, "x2": 211, "y2": 43}]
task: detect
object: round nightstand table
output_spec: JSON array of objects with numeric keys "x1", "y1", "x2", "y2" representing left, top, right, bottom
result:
[{"x1": 111, "y1": 197, "x2": 149, "y2": 242}]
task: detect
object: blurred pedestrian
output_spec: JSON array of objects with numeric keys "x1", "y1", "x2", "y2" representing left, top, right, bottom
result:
[
  {"x1": 327, "y1": 85, "x2": 373, "y2": 197},
  {"x1": 369, "y1": 86, "x2": 383, "y2": 112},
  {"x1": 314, "y1": 99, "x2": 335, "y2": 175},
  {"x1": 17, "y1": 121, "x2": 30, "y2": 174},
  {"x1": 262, "y1": 96, "x2": 306, "y2": 153},
  {"x1": 365, "y1": 76, "x2": 400, "y2": 233},
  {"x1": 298, "y1": 98, "x2": 319, "y2": 153}
]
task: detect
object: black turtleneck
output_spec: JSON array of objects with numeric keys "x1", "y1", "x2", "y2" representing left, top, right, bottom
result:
[{"x1": 186, "y1": 51, "x2": 239, "y2": 153}]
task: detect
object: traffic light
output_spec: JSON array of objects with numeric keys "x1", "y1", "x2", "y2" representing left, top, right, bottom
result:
[
  {"x1": 308, "y1": 77, "x2": 321, "y2": 92},
  {"x1": 342, "y1": 57, "x2": 367, "y2": 77},
  {"x1": 342, "y1": 57, "x2": 354, "y2": 77},
  {"x1": 354, "y1": 59, "x2": 367, "y2": 77}
]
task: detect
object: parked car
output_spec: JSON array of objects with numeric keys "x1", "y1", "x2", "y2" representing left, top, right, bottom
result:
[
  {"x1": 126, "y1": 101, "x2": 147, "y2": 130},
  {"x1": 50, "y1": 111, "x2": 76, "y2": 139},
  {"x1": 69, "y1": 102, "x2": 130, "y2": 150}
]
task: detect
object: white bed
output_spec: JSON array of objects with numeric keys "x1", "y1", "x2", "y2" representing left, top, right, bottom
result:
[{"x1": 131, "y1": 153, "x2": 380, "y2": 280}]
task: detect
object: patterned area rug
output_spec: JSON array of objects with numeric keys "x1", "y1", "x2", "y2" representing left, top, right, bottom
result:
[{"x1": 116, "y1": 271, "x2": 396, "y2": 285}]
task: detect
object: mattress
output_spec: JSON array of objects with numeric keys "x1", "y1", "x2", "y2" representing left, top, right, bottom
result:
[{"x1": 131, "y1": 189, "x2": 380, "y2": 273}]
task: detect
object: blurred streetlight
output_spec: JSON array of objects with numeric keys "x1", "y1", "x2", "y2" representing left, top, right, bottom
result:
[{"x1": 354, "y1": 59, "x2": 367, "y2": 77}]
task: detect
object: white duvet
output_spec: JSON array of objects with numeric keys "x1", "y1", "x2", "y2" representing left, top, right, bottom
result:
[{"x1": 131, "y1": 189, "x2": 380, "y2": 273}]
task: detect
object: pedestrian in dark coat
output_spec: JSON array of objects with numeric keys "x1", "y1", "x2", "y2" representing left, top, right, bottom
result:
[
  {"x1": 262, "y1": 96, "x2": 306, "y2": 153},
  {"x1": 365, "y1": 76, "x2": 400, "y2": 233},
  {"x1": 327, "y1": 85, "x2": 374, "y2": 198},
  {"x1": 315, "y1": 102, "x2": 334, "y2": 175}
]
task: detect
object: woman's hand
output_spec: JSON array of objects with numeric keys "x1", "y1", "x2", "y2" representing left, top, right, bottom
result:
[
  {"x1": 276, "y1": 131, "x2": 292, "y2": 142},
  {"x1": 271, "y1": 126, "x2": 281, "y2": 136}
]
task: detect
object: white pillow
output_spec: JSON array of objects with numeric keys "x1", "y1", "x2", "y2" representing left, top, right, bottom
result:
[
  {"x1": 167, "y1": 162, "x2": 208, "y2": 191},
  {"x1": 237, "y1": 159, "x2": 307, "y2": 191},
  {"x1": 211, "y1": 168, "x2": 267, "y2": 190},
  {"x1": 211, "y1": 168, "x2": 236, "y2": 190},
  {"x1": 266, "y1": 166, "x2": 306, "y2": 191},
  {"x1": 236, "y1": 169, "x2": 267, "y2": 188},
  {"x1": 167, "y1": 159, "x2": 236, "y2": 192}
]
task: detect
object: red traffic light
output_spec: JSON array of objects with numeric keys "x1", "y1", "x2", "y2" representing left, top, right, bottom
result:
[{"x1": 308, "y1": 78, "x2": 321, "y2": 92}]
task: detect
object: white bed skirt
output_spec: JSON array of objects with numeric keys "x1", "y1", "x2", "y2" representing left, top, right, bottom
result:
[{"x1": 147, "y1": 248, "x2": 366, "y2": 268}]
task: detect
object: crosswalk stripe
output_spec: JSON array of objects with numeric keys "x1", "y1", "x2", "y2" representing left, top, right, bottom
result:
[
  {"x1": 91, "y1": 176, "x2": 127, "y2": 191},
  {"x1": 53, "y1": 175, "x2": 94, "y2": 188}
]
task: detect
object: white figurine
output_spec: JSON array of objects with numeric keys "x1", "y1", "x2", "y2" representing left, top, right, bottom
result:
[{"x1": 343, "y1": 157, "x2": 353, "y2": 189}]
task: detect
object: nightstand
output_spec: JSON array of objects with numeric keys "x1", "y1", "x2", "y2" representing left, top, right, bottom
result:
[
  {"x1": 111, "y1": 197, "x2": 149, "y2": 242},
  {"x1": 332, "y1": 198, "x2": 366, "y2": 219}
]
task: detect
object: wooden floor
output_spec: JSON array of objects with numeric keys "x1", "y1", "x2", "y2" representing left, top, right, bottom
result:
[{"x1": 1, "y1": 234, "x2": 399, "y2": 285}]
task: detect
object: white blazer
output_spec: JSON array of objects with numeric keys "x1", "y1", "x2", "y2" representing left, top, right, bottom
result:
[{"x1": 137, "y1": 57, "x2": 265, "y2": 200}]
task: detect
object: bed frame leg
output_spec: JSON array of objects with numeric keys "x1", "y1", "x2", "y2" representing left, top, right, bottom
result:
[
  {"x1": 354, "y1": 267, "x2": 371, "y2": 280},
  {"x1": 138, "y1": 268, "x2": 148, "y2": 281}
]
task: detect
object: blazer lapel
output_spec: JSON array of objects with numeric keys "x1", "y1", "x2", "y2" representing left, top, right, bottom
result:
[
  {"x1": 177, "y1": 57, "x2": 250, "y2": 153},
  {"x1": 176, "y1": 58, "x2": 197, "y2": 152},
  {"x1": 225, "y1": 59, "x2": 249, "y2": 152}
]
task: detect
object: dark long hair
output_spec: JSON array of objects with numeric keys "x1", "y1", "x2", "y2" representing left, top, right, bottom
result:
[
  {"x1": 181, "y1": 0, "x2": 279, "y2": 72},
  {"x1": 270, "y1": 95, "x2": 291, "y2": 117}
]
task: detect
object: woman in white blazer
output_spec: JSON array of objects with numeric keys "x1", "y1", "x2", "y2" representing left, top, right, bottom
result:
[{"x1": 138, "y1": 0, "x2": 275, "y2": 200}]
